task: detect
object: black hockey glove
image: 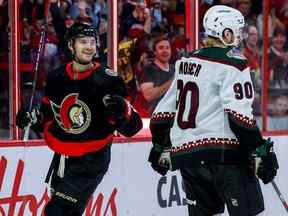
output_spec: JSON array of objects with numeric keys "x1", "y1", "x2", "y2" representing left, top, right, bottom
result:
[
  {"x1": 255, "y1": 138, "x2": 279, "y2": 184},
  {"x1": 16, "y1": 107, "x2": 41, "y2": 129},
  {"x1": 103, "y1": 94, "x2": 131, "y2": 120},
  {"x1": 148, "y1": 147, "x2": 169, "y2": 176}
]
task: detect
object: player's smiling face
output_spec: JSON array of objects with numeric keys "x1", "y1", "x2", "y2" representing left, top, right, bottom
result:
[{"x1": 73, "y1": 36, "x2": 97, "y2": 64}]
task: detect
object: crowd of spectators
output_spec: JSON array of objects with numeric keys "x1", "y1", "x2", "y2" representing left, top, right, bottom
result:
[{"x1": 0, "y1": 0, "x2": 288, "y2": 138}]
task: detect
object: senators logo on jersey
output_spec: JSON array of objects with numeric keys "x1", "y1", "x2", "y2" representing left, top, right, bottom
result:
[{"x1": 50, "y1": 93, "x2": 91, "y2": 134}]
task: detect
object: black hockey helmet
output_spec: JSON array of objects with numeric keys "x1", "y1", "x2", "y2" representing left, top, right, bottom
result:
[
  {"x1": 65, "y1": 22, "x2": 99, "y2": 41},
  {"x1": 65, "y1": 21, "x2": 101, "y2": 60}
]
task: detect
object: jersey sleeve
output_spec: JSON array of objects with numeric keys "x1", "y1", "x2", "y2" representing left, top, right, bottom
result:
[
  {"x1": 220, "y1": 66, "x2": 254, "y2": 118},
  {"x1": 220, "y1": 66, "x2": 264, "y2": 152},
  {"x1": 153, "y1": 72, "x2": 178, "y2": 114},
  {"x1": 149, "y1": 64, "x2": 178, "y2": 152},
  {"x1": 113, "y1": 73, "x2": 129, "y2": 98}
]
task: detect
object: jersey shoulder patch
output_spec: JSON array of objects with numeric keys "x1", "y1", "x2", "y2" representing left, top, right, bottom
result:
[{"x1": 226, "y1": 47, "x2": 247, "y2": 60}]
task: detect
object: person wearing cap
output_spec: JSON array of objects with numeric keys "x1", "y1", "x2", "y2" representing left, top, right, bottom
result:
[{"x1": 16, "y1": 21, "x2": 142, "y2": 216}]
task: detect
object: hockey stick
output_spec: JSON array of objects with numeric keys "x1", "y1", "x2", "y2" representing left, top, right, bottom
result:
[
  {"x1": 271, "y1": 180, "x2": 288, "y2": 213},
  {"x1": 254, "y1": 155, "x2": 288, "y2": 213},
  {"x1": 23, "y1": 29, "x2": 46, "y2": 141},
  {"x1": 23, "y1": 0, "x2": 50, "y2": 141}
]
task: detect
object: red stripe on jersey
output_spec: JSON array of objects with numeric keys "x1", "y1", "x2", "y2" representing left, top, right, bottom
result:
[{"x1": 44, "y1": 121, "x2": 113, "y2": 156}]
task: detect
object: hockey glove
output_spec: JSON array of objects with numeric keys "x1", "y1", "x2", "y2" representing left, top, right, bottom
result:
[
  {"x1": 148, "y1": 147, "x2": 169, "y2": 176},
  {"x1": 255, "y1": 138, "x2": 279, "y2": 184},
  {"x1": 16, "y1": 107, "x2": 40, "y2": 129},
  {"x1": 103, "y1": 94, "x2": 131, "y2": 120}
]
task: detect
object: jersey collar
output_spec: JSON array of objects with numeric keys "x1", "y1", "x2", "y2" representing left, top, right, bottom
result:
[{"x1": 66, "y1": 62, "x2": 100, "y2": 80}]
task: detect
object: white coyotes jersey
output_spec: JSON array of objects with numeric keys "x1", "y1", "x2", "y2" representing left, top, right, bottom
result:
[{"x1": 153, "y1": 47, "x2": 255, "y2": 149}]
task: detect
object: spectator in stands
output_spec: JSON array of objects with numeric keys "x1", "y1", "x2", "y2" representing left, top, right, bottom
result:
[
  {"x1": 236, "y1": 0, "x2": 257, "y2": 25},
  {"x1": 119, "y1": 0, "x2": 136, "y2": 23},
  {"x1": 269, "y1": 95, "x2": 288, "y2": 130},
  {"x1": 243, "y1": 25, "x2": 261, "y2": 90},
  {"x1": 94, "y1": 0, "x2": 107, "y2": 18},
  {"x1": 69, "y1": 0, "x2": 98, "y2": 27},
  {"x1": 98, "y1": 15, "x2": 108, "y2": 59},
  {"x1": 243, "y1": 25, "x2": 262, "y2": 115},
  {"x1": 170, "y1": 14, "x2": 186, "y2": 63},
  {"x1": 120, "y1": 0, "x2": 152, "y2": 40},
  {"x1": 20, "y1": 18, "x2": 32, "y2": 63},
  {"x1": 21, "y1": 0, "x2": 34, "y2": 24},
  {"x1": 49, "y1": 0, "x2": 71, "y2": 56},
  {"x1": 21, "y1": 0, "x2": 47, "y2": 63},
  {"x1": 138, "y1": 36, "x2": 174, "y2": 117},
  {"x1": 269, "y1": 27, "x2": 288, "y2": 88},
  {"x1": 150, "y1": 0, "x2": 168, "y2": 30},
  {"x1": 199, "y1": 0, "x2": 214, "y2": 31},
  {"x1": 117, "y1": 0, "x2": 158, "y2": 104},
  {"x1": 257, "y1": 3, "x2": 285, "y2": 40},
  {"x1": 117, "y1": 36, "x2": 139, "y2": 103},
  {"x1": 29, "y1": 17, "x2": 59, "y2": 69},
  {"x1": 275, "y1": 0, "x2": 288, "y2": 32}
]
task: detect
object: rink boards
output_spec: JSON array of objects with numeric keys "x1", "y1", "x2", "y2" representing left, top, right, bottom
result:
[{"x1": 0, "y1": 136, "x2": 287, "y2": 216}]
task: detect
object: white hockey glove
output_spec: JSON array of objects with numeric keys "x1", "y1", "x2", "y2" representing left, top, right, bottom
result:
[{"x1": 158, "y1": 149, "x2": 172, "y2": 170}]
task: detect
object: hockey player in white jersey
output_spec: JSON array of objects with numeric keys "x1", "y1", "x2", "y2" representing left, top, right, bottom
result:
[{"x1": 148, "y1": 5, "x2": 279, "y2": 216}]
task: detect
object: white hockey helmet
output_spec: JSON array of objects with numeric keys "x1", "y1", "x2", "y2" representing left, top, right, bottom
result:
[{"x1": 203, "y1": 5, "x2": 247, "y2": 46}]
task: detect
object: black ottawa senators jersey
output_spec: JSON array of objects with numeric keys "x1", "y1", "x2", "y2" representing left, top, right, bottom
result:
[{"x1": 41, "y1": 62, "x2": 128, "y2": 156}]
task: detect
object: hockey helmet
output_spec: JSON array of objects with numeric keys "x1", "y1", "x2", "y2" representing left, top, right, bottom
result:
[
  {"x1": 65, "y1": 22, "x2": 99, "y2": 41},
  {"x1": 203, "y1": 5, "x2": 247, "y2": 46},
  {"x1": 65, "y1": 22, "x2": 100, "y2": 59}
]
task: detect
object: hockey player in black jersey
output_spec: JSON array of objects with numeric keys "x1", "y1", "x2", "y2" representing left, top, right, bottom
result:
[
  {"x1": 148, "y1": 5, "x2": 279, "y2": 216},
  {"x1": 16, "y1": 21, "x2": 142, "y2": 215}
]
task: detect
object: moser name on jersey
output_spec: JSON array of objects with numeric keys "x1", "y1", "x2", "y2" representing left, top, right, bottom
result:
[{"x1": 178, "y1": 61, "x2": 202, "y2": 77}]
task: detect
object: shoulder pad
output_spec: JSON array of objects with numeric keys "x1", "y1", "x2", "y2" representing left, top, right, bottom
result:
[
  {"x1": 193, "y1": 47, "x2": 248, "y2": 71},
  {"x1": 105, "y1": 68, "x2": 118, "y2": 77}
]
